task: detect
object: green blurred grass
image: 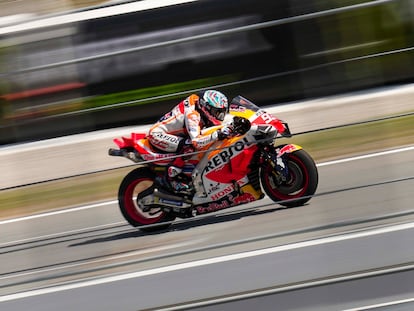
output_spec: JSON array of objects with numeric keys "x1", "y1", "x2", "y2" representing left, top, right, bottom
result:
[
  {"x1": 0, "y1": 114, "x2": 413, "y2": 219},
  {"x1": 2, "y1": 75, "x2": 239, "y2": 121},
  {"x1": 83, "y1": 75, "x2": 238, "y2": 110}
]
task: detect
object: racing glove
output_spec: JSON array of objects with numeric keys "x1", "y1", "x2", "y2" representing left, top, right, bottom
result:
[
  {"x1": 232, "y1": 116, "x2": 251, "y2": 135},
  {"x1": 217, "y1": 125, "x2": 234, "y2": 140}
]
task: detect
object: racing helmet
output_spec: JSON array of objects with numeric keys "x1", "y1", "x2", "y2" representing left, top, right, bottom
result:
[{"x1": 197, "y1": 90, "x2": 229, "y2": 126}]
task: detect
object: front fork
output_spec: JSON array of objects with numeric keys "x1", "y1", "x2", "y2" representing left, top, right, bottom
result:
[{"x1": 261, "y1": 144, "x2": 303, "y2": 185}]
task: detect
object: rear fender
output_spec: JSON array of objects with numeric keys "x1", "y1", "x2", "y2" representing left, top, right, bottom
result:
[{"x1": 114, "y1": 132, "x2": 146, "y2": 148}]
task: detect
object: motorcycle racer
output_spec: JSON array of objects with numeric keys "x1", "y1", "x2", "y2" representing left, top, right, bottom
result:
[
  {"x1": 148, "y1": 89, "x2": 233, "y2": 193},
  {"x1": 110, "y1": 95, "x2": 318, "y2": 230}
]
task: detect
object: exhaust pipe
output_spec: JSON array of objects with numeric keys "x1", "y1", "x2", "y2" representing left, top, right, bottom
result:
[
  {"x1": 108, "y1": 148, "x2": 124, "y2": 156},
  {"x1": 153, "y1": 188, "x2": 192, "y2": 205}
]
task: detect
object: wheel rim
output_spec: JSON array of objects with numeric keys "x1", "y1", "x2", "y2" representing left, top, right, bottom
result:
[
  {"x1": 264, "y1": 154, "x2": 310, "y2": 201},
  {"x1": 123, "y1": 177, "x2": 165, "y2": 225}
]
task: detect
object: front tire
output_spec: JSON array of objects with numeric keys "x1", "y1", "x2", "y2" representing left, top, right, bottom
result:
[
  {"x1": 118, "y1": 167, "x2": 175, "y2": 231},
  {"x1": 260, "y1": 149, "x2": 318, "y2": 207}
]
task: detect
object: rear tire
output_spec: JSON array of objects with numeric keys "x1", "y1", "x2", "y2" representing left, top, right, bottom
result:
[
  {"x1": 260, "y1": 149, "x2": 318, "y2": 207},
  {"x1": 118, "y1": 167, "x2": 175, "y2": 232}
]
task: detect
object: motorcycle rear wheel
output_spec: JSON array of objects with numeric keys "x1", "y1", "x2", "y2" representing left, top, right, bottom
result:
[
  {"x1": 118, "y1": 167, "x2": 175, "y2": 231},
  {"x1": 260, "y1": 149, "x2": 318, "y2": 207}
]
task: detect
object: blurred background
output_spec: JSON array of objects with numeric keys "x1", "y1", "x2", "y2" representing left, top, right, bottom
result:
[
  {"x1": 1, "y1": 0, "x2": 413, "y2": 145},
  {"x1": 1, "y1": 3, "x2": 414, "y2": 308}
]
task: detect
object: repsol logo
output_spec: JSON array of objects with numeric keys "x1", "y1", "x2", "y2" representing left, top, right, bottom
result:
[
  {"x1": 205, "y1": 138, "x2": 248, "y2": 173},
  {"x1": 153, "y1": 133, "x2": 180, "y2": 144}
]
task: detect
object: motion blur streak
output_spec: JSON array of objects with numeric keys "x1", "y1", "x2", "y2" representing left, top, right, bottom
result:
[
  {"x1": 342, "y1": 297, "x2": 414, "y2": 311},
  {"x1": 0, "y1": 0, "x2": 198, "y2": 36},
  {"x1": 1, "y1": 145, "x2": 412, "y2": 224},
  {"x1": 0, "y1": 221, "x2": 413, "y2": 303}
]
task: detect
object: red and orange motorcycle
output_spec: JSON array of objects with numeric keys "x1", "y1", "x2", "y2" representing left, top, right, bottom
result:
[{"x1": 109, "y1": 96, "x2": 318, "y2": 231}]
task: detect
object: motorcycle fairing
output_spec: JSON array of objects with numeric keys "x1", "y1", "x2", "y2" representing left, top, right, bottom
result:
[
  {"x1": 194, "y1": 182, "x2": 262, "y2": 214},
  {"x1": 230, "y1": 96, "x2": 289, "y2": 137},
  {"x1": 134, "y1": 138, "x2": 174, "y2": 165},
  {"x1": 204, "y1": 140, "x2": 257, "y2": 183},
  {"x1": 192, "y1": 135, "x2": 262, "y2": 207}
]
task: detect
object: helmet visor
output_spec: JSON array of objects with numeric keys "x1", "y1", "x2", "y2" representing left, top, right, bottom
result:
[{"x1": 209, "y1": 106, "x2": 226, "y2": 121}]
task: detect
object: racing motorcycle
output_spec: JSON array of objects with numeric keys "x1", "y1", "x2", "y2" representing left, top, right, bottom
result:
[{"x1": 108, "y1": 96, "x2": 318, "y2": 231}]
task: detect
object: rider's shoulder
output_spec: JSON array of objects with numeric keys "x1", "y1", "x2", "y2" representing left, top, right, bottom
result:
[
  {"x1": 185, "y1": 94, "x2": 200, "y2": 106},
  {"x1": 177, "y1": 94, "x2": 197, "y2": 113},
  {"x1": 179, "y1": 94, "x2": 199, "y2": 113}
]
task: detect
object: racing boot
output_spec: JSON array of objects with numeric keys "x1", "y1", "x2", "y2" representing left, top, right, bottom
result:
[
  {"x1": 166, "y1": 141, "x2": 195, "y2": 195},
  {"x1": 167, "y1": 166, "x2": 192, "y2": 195}
]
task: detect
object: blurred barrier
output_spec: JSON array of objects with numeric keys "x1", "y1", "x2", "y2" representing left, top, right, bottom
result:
[
  {"x1": 0, "y1": 0, "x2": 393, "y2": 76},
  {"x1": 40, "y1": 45, "x2": 414, "y2": 116},
  {"x1": 1, "y1": 0, "x2": 414, "y2": 144}
]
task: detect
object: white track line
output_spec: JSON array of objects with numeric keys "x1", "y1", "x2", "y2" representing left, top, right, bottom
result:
[
  {"x1": 342, "y1": 297, "x2": 414, "y2": 310},
  {"x1": 1, "y1": 221, "x2": 413, "y2": 303},
  {"x1": 0, "y1": 240, "x2": 201, "y2": 282},
  {"x1": 317, "y1": 145, "x2": 414, "y2": 167},
  {"x1": 0, "y1": 200, "x2": 116, "y2": 225},
  {"x1": 1, "y1": 145, "x2": 413, "y2": 225}
]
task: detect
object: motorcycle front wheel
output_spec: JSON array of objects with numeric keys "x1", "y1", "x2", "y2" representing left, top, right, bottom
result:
[
  {"x1": 260, "y1": 149, "x2": 318, "y2": 207},
  {"x1": 118, "y1": 167, "x2": 175, "y2": 231}
]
